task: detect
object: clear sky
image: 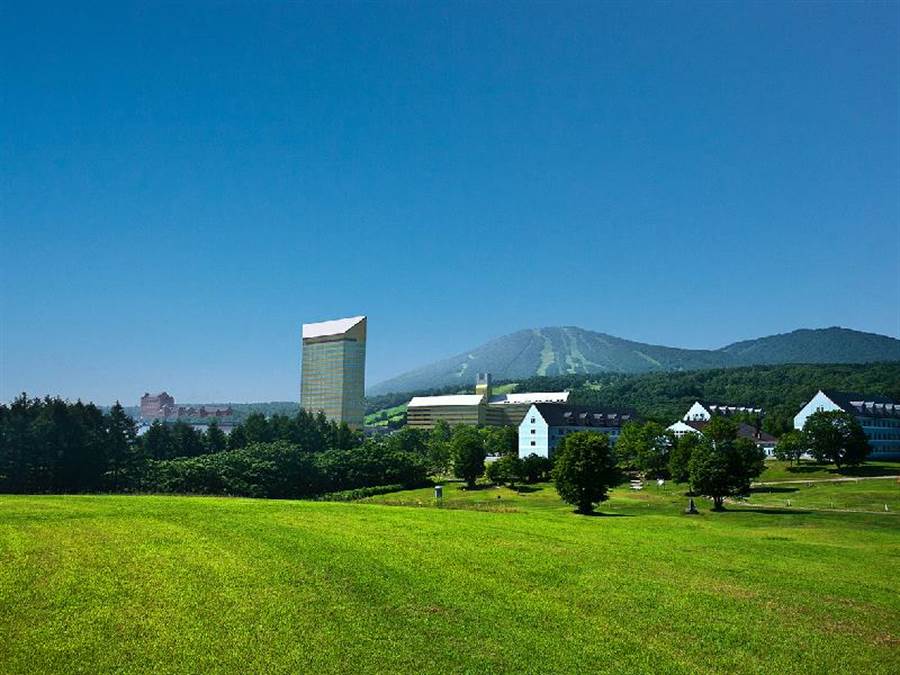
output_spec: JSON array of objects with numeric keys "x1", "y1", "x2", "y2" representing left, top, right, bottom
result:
[{"x1": 1, "y1": 2, "x2": 898, "y2": 404}]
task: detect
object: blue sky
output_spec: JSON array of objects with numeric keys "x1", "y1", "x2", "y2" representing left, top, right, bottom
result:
[{"x1": 1, "y1": 2, "x2": 898, "y2": 404}]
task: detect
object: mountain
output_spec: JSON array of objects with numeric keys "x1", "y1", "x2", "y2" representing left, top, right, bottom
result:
[{"x1": 368, "y1": 327, "x2": 900, "y2": 395}]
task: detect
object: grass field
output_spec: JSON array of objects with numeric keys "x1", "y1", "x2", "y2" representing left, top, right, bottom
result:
[
  {"x1": 1, "y1": 482, "x2": 898, "y2": 673},
  {"x1": 757, "y1": 459, "x2": 900, "y2": 483}
]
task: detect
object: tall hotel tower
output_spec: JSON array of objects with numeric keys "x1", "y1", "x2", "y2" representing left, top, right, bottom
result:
[{"x1": 300, "y1": 315, "x2": 367, "y2": 429}]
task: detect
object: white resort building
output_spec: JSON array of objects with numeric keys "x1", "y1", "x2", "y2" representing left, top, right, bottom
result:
[
  {"x1": 518, "y1": 403, "x2": 635, "y2": 459},
  {"x1": 794, "y1": 390, "x2": 900, "y2": 459}
]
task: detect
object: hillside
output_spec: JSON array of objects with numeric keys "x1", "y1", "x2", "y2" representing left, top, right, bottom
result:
[
  {"x1": 368, "y1": 326, "x2": 900, "y2": 394},
  {"x1": 1, "y1": 490, "x2": 896, "y2": 673}
]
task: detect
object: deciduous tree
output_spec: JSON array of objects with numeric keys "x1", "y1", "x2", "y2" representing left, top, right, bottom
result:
[
  {"x1": 553, "y1": 431, "x2": 619, "y2": 514},
  {"x1": 688, "y1": 427, "x2": 765, "y2": 510},
  {"x1": 801, "y1": 410, "x2": 869, "y2": 468},
  {"x1": 450, "y1": 425, "x2": 485, "y2": 489}
]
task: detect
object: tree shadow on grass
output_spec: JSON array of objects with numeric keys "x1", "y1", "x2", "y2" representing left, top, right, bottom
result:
[
  {"x1": 834, "y1": 465, "x2": 900, "y2": 478},
  {"x1": 785, "y1": 463, "x2": 900, "y2": 478},
  {"x1": 750, "y1": 486, "x2": 799, "y2": 494},
  {"x1": 785, "y1": 464, "x2": 829, "y2": 474},
  {"x1": 513, "y1": 485, "x2": 543, "y2": 494},
  {"x1": 575, "y1": 511, "x2": 633, "y2": 517}
]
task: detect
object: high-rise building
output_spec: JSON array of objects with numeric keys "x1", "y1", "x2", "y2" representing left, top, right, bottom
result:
[{"x1": 300, "y1": 315, "x2": 367, "y2": 429}]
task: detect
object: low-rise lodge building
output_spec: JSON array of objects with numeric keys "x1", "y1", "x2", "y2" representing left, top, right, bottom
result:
[
  {"x1": 794, "y1": 390, "x2": 900, "y2": 459},
  {"x1": 667, "y1": 419, "x2": 778, "y2": 457},
  {"x1": 519, "y1": 403, "x2": 635, "y2": 459},
  {"x1": 682, "y1": 400, "x2": 763, "y2": 422},
  {"x1": 668, "y1": 399, "x2": 776, "y2": 456}
]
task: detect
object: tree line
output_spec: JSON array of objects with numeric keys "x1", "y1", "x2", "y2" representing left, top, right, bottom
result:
[
  {"x1": 1, "y1": 393, "x2": 874, "y2": 509},
  {"x1": 0, "y1": 396, "x2": 543, "y2": 498},
  {"x1": 0, "y1": 396, "x2": 424, "y2": 497}
]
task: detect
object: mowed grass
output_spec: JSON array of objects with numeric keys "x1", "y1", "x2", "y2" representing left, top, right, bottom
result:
[
  {"x1": 748, "y1": 478, "x2": 900, "y2": 512},
  {"x1": 757, "y1": 459, "x2": 900, "y2": 482},
  {"x1": 1, "y1": 488, "x2": 898, "y2": 674}
]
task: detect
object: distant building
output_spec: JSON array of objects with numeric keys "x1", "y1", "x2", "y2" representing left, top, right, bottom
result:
[
  {"x1": 140, "y1": 392, "x2": 176, "y2": 420},
  {"x1": 682, "y1": 400, "x2": 763, "y2": 422},
  {"x1": 519, "y1": 403, "x2": 635, "y2": 459},
  {"x1": 174, "y1": 405, "x2": 233, "y2": 419},
  {"x1": 406, "y1": 373, "x2": 569, "y2": 429},
  {"x1": 667, "y1": 419, "x2": 778, "y2": 457},
  {"x1": 794, "y1": 390, "x2": 900, "y2": 459},
  {"x1": 301, "y1": 315, "x2": 367, "y2": 430},
  {"x1": 140, "y1": 393, "x2": 232, "y2": 421}
]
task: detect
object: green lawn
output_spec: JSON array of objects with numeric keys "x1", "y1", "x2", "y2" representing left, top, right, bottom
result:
[
  {"x1": 747, "y1": 478, "x2": 900, "y2": 513},
  {"x1": 1, "y1": 488, "x2": 898, "y2": 673},
  {"x1": 758, "y1": 459, "x2": 900, "y2": 483}
]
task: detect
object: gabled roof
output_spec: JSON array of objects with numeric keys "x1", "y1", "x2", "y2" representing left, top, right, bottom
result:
[
  {"x1": 530, "y1": 403, "x2": 635, "y2": 428},
  {"x1": 302, "y1": 316, "x2": 366, "y2": 339},
  {"x1": 489, "y1": 392, "x2": 569, "y2": 405},
  {"x1": 694, "y1": 400, "x2": 763, "y2": 416},
  {"x1": 407, "y1": 394, "x2": 484, "y2": 408},
  {"x1": 820, "y1": 390, "x2": 900, "y2": 419},
  {"x1": 683, "y1": 420, "x2": 777, "y2": 444}
]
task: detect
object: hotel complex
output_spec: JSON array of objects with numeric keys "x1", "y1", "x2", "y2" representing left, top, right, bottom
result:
[
  {"x1": 300, "y1": 316, "x2": 367, "y2": 429},
  {"x1": 407, "y1": 372, "x2": 569, "y2": 429}
]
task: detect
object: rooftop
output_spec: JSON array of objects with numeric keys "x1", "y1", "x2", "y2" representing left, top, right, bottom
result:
[
  {"x1": 489, "y1": 392, "x2": 570, "y2": 405},
  {"x1": 683, "y1": 419, "x2": 778, "y2": 444},
  {"x1": 821, "y1": 390, "x2": 900, "y2": 419},
  {"x1": 530, "y1": 403, "x2": 635, "y2": 428},
  {"x1": 407, "y1": 394, "x2": 485, "y2": 408},
  {"x1": 302, "y1": 315, "x2": 366, "y2": 339}
]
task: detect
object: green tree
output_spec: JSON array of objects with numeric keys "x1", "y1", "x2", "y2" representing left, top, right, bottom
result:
[
  {"x1": 450, "y1": 425, "x2": 486, "y2": 489},
  {"x1": 385, "y1": 427, "x2": 427, "y2": 457},
  {"x1": 668, "y1": 432, "x2": 701, "y2": 483},
  {"x1": 427, "y1": 420, "x2": 452, "y2": 475},
  {"x1": 688, "y1": 431, "x2": 765, "y2": 511},
  {"x1": 485, "y1": 454, "x2": 524, "y2": 488},
  {"x1": 205, "y1": 419, "x2": 228, "y2": 454},
  {"x1": 552, "y1": 431, "x2": 619, "y2": 514},
  {"x1": 243, "y1": 412, "x2": 272, "y2": 445},
  {"x1": 612, "y1": 421, "x2": 643, "y2": 470},
  {"x1": 521, "y1": 453, "x2": 553, "y2": 483},
  {"x1": 634, "y1": 422, "x2": 672, "y2": 478},
  {"x1": 227, "y1": 424, "x2": 248, "y2": 450},
  {"x1": 613, "y1": 421, "x2": 671, "y2": 477},
  {"x1": 773, "y1": 429, "x2": 805, "y2": 465},
  {"x1": 142, "y1": 420, "x2": 174, "y2": 460},
  {"x1": 801, "y1": 410, "x2": 869, "y2": 468},
  {"x1": 481, "y1": 426, "x2": 518, "y2": 458},
  {"x1": 105, "y1": 402, "x2": 140, "y2": 491},
  {"x1": 171, "y1": 420, "x2": 204, "y2": 457}
]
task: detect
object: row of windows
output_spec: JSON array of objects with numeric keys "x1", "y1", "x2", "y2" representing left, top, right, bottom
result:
[{"x1": 867, "y1": 432, "x2": 900, "y2": 441}]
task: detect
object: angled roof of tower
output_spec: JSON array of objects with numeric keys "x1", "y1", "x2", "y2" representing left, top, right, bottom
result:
[{"x1": 302, "y1": 315, "x2": 366, "y2": 339}]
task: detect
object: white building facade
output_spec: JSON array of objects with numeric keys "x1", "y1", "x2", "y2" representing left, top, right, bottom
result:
[
  {"x1": 519, "y1": 403, "x2": 634, "y2": 459},
  {"x1": 794, "y1": 390, "x2": 900, "y2": 459}
]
